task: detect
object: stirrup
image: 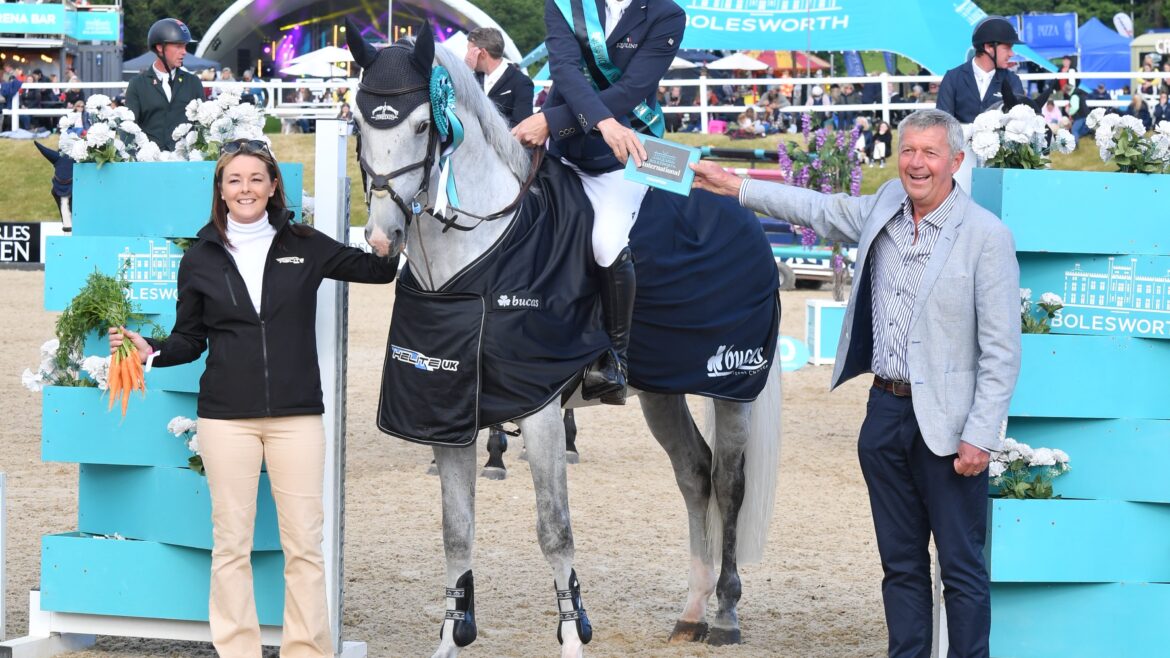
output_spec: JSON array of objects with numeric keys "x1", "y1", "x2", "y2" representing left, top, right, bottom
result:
[
  {"x1": 439, "y1": 570, "x2": 477, "y2": 647},
  {"x1": 554, "y1": 569, "x2": 593, "y2": 645}
]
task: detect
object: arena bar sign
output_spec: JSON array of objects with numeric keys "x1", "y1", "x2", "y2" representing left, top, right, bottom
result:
[
  {"x1": 0, "y1": 4, "x2": 65, "y2": 36},
  {"x1": 677, "y1": 0, "x2": 1020, "y2": 75},
  {"x1": 0, "y1": 222, "x2": 40, "y2": 264}
]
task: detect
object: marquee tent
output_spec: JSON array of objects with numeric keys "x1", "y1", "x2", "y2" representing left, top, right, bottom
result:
[{"x1": 1077, "y1": 17, "x2": 1131, "y2": 91}]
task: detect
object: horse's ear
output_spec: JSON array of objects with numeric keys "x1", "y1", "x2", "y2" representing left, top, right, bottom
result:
[
  {"x1": 35, "y1": 141, "x2": 60, "y2": 164},
  {"x1": 344, "y1": 18, "x2": 378, "y2": 70},
  {"x1": 410, "y1": 21, "x2": 435, "y2": 73}
]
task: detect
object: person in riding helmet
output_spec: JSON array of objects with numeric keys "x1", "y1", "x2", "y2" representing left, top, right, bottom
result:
[
  {"x1": 126, "y1": 18, "x2": 205, "y2": 149},
  {"x1": 936, "y1": 16, "x2": 1027, "y2": 124}
]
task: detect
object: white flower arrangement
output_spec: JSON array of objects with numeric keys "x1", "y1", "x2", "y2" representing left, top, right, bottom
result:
[
  {"x1": 57, "y1": 94, "x2": 153, "y2": 166},
  {"x1": 170, "y1": 88, "x2": 269, "y2": 162},
  {"x1": 990, "y1": 437, "x2": 1071, "y2": 499},
  {"x1": 1020, "y1": 289, "x2": 1063, "y2": 334},
  {"x1": 21, "y1": 338, "x2": 98, "y2": 391},
  {"x1": 167, "y1": 415, "x2": 205, "y2": 475},
  {"x1": 970, "y1": 104, "x2": 1075, "y2": 170},
  {"x1": 1087, "y1": 108, "x2": 1170, "y2": 173}
]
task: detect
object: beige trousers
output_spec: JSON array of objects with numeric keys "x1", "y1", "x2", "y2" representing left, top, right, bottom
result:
[{"x1": 198, "y1": 415, "x2": 333, "y2": 658}]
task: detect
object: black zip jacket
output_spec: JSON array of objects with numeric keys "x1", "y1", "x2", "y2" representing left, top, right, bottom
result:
[{"x1": 147, "y1": 211, "x2": 398, "y2": 419}]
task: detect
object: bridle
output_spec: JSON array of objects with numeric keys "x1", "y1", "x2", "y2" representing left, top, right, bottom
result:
[{"x1": 356, "y1": 71, "x2": 542, "y2": 234}]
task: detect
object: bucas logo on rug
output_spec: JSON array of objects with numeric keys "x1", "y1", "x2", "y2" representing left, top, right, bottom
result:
[
  {"x1": 493, "y1": 293, "x2": 542, "y2": 310},
  {"x1": 391, "y1": 344, "x2": 460, "y2": 372},
  {"x1": 706, "y1": 344, "x2": 768, "y2": 378}
]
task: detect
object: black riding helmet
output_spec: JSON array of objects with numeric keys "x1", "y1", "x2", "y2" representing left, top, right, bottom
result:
[
  {"x1": 972, "y1": 16, "x2": 1023, "y2": 49},
  {"x1": 148, "y1": 18, "x2": 196, "y2": 75}
]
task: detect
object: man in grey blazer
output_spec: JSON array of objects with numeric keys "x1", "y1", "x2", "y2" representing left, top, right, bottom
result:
[{"x1": 692, "y1": 108, "x2": 1021, "y2": 658}]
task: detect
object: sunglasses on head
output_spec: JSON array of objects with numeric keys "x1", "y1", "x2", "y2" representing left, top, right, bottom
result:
[{"x1": 220, "y1": 139, "x2": 270, "y2": 155}]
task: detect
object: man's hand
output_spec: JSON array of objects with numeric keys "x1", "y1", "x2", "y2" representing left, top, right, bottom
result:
[
  {"x1": 954, "y1": 441, "x2": 990, "y2": 477},
  {"x1": 690, "y1": 160, "x2": 749, "y2": 198},
  {"x1": 596, "y1": 117, "x2": 646, "y2": 166},
  {"x1": 511, "y1": 112, "x2": 549, "y2": 148}
]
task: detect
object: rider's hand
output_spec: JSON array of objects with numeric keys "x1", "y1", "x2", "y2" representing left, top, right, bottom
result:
[
  {"x1": 596, "y1": 118, "x2": 646, "y2": 166},
  {"x1": 511, "y1": 112, "x2": 549, "y2": 148},
  {"x1": 108, "y1": 327, "x2": 152, "y2": 364},
  {"x1": 690, "y1": 160, "x2": 749, "y2": 198}
]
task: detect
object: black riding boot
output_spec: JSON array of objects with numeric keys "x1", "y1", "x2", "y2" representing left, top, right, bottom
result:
[{"x1": 581, "y1": 247, "x2": 635, "y2": 406}]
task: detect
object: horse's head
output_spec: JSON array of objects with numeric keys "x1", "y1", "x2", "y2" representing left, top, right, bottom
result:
[
  {"x1": 347, "y1": 19, "x2": 438, "y2": 257},
  {"x1": 35, "y1": 141, "x2": 74, "y2": 229}
]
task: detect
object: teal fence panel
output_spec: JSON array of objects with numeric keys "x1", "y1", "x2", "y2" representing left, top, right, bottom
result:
[
  {"x1": 78, "y1": 465, "x2": 280, "y2": 551},
  {"x1": 972, "y1": 168, "x2": 1170, "y2": 255},
  {"x1": 41, "y1": 532, "x2": 284, "y2": 624},
  {"x1": 42, "y1": 386, "x2": 196, "y2": 466},
  {"x1": 991, "y1": 582, "x2": 1170, "y2": 658},
  {"x1": 71, "y1": 162, "x2": 303, "y2": 238}
]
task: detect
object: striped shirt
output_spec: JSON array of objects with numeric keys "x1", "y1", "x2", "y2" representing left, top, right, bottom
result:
[{"x1": 870, "y1": 185, "x2": 960, "y2": 383}]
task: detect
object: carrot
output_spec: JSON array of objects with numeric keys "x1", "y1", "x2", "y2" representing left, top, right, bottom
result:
[
  {"x1": 107, "y1": 351, "x2": 122, "y2": 411},
  {"x1": 121, "y1": 368, "x2": 130, "y2": 416}
]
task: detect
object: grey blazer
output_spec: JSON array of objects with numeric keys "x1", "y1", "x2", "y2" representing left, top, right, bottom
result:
[{"x1": 743, "y1": 179, "x2": 1021, "y2": 455}]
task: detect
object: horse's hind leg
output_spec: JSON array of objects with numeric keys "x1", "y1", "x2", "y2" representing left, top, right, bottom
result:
[
  {"x1": 520, "y1": 402, "x2": 589, "y2": 657},
  {"x1": 432, "y1": 444, "x2": 479, "y2": 658},
  {"x1": 481, "y1": 425, "x2": 508, "y2": 480},
  {"x1": 639, "y1": 392, "x2": 717, "y2": 644},
  {"x1": 707, "y1": 400, "x2": 751, "y2": 646}
]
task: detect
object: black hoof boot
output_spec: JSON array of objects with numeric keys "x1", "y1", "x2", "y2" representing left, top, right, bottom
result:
[
  {"x1": 482, "y1": 425, "x2": 508, "y2": 480},
  {"x1": 563, "y1": 410, "x2": 580, "y2": 464},
  {"x1": 668, "y1": 620, "x2": 709, "y2": 643},
  {"x1": 555, "y1": 569, "x2": 592, "y2": 645},
  {"x1": 706, "y1": 626, "x2": 742, "y2": 646},
  {"x1": 440, "y1": 570, "x2": 477, "y2": 647}
]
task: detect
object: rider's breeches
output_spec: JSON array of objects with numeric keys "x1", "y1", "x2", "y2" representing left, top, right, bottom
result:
[{"x1": 567, "y1": 163, "x2": 648, "y2": 266}]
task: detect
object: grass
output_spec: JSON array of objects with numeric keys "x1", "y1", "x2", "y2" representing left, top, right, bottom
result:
[{"x1": 0, "y1": 128, "x2": 1116, "y2": 223}]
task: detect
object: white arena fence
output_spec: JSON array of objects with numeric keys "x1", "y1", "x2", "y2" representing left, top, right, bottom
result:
[{"x1": 3, "y1": 71, "x2": 1168, "y2": 135}]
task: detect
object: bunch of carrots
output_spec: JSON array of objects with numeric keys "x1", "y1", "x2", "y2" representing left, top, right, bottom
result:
[{"x1": 108, "y1": 330, "x2": 146, "y2": 416}]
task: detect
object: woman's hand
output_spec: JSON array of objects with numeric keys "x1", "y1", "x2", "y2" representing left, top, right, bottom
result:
[
  {"x1": 596, "y1": 118, "x2": 646, "y2": 166},
  {"x1": 689, "y1": 160, "x2": 751, "y2": 198},
  {"x1": 108, "y1": 327, "x2": 151, "y2": 364}
]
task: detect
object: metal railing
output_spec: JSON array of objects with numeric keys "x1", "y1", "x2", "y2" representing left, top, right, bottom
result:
[{"x1": 4, "y1": 71, "x2": 1168, "y2": 134}]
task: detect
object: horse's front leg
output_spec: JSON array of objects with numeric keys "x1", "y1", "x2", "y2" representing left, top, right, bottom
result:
[
  {"x1": 639, "y1": 392, "x2": 717, "y2": 644},
  {"x1": 431, "y1": 443, "x2": 479, "y2": 658},
  {"x1": 520, "y1": 403, "x2": 589, "y2": 657},
  {"x1": 707, "y1": 400, "x2": 751, "y2": 646}
]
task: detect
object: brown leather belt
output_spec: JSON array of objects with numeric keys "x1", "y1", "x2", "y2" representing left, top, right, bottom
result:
[{"x1": 873, "y1": 375, "x2": 912, "y2": 397}]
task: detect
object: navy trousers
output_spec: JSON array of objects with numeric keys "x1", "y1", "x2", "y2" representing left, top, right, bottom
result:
[{"x1": 858, "y1": 386, "x2": 991, "y2": 658}]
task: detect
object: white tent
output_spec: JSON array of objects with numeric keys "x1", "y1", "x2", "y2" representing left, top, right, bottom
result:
[
  {"x1": 668, "y1": 56, "x2": 698, "y2": 71},
  {"x1": 287, "y1": 46, "x2": 354, "y2": 65},
  {"x1": 281, "y1": 61, "x2": 350, "y2": 78},
  {"x1": 706, "y1": 52, "x2": 768, "y2": 71}
]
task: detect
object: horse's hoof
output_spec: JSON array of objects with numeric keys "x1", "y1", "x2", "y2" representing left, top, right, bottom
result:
[
  {"x1": 480, "y1": 466, "x2": 506, "y2": 480},
  {"x1": 426, "y1": 461, "x2": 439, "y2": 476},
  {"x1": 668, "y1": 620, "x2": 708, "y2": 643},
  {"x1": 706, "y1": 626, "x2": 742, "y2": 646},
  {"x1": 565, "y1": 450, "x2": 580, "y2": 465}
]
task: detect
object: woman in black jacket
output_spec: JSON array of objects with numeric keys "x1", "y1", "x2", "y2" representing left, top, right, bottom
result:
[{"x1": 110, "y1": 139, "x2": 397, "y2": 658}]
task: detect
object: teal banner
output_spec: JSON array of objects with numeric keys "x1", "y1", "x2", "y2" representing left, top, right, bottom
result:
[
  {"x1": 677, "y1": 0, "x2": 1025, "y2": 74},
  {"x1": 66, "y1": 11, "x2": 121, "y2": 43},
  {"x1": 0, "y1": 4, "x2": 66, "y2": 35}
]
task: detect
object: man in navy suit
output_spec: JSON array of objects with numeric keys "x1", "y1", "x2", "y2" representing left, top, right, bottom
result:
[
  {"x1": 512, "y1": 0, "x2": 685, "y2": 406},
  {"x1": 936, "y1": 17, "x2": 1026, "y2": 123},
  {"x1": 464, "y1": 27, "x2": 534, "y2": 128}
]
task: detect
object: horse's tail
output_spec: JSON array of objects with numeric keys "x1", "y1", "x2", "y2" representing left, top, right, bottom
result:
[{"x1": 702, "y1": 352, "x2": 783, "y2": 565}]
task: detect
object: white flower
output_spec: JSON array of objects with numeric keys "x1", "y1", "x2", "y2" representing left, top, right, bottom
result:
[
  {"x1": 1086, "y1": 107, "x2": 1107, "y2": 130},
  {"x1": 136, "y1": 142, "x2": 162, "y2": 162},
  {"x1": 188, "y1": 150, "x2": 205, "y2": 162},
  {"x1": 1004, "y1": 119, "x2": 1032, "y2": 144},
  {"x1": 209, "y1": 116, "x2": 234, "y2": 142},
  {"x1": 971, "y1": 131, "x2": 1001, "y2": 159},
  {"x1": 167, "y1": 416, "x2": 198, "y2": 437},
  {"x1": 1052, "y1": 449, "x2": 1070, "y2": 464},
  {"x1": 21, "y1": 368, "x2": 44, "y2": 392},
  {"x1": 187, "y1": 433, "x2": 200, "y2": 455},
  {"x1": 67, "y1": 139, "x2": 90, "y2": 162},
  {"x1": 1052, "y1": 129, "x2": 1076, "y2": 155},
  {"x1": 40, "y1": 338, "x2": 60, "y2": 358},
  {"x1": 1040, "y1": 292, "x2": 1063, "y2": 307},
  {"x1": 196, "y1": 101, "x2": 224, "y2": 127},
  {"x1": 85, "y1": 94, "x2": 112, "y2": 112},
  {"x1": 98, "y1": 106, "x2": 116, "y2": 122},
  {"x1": 157, "y1": 149, "x2": 182, "y2": 162},
  {"x1": 972, "y1": 109, "x2": 1003, "y2": 134},
  {"x1": 119, "y1": 120, "x2": 142, "y2": 135},
  {"x1": 1007, "y1": 103, "x2": 1036, "y2": 121},
  {"x1": 85, "y1": 123, "x2": 114, "y2": 148},
  {"x1": 1119, "y1": 115, "x2": 1147, "y2": 135},
  {"x1": 114, "y1": 106, "x2": 135, "y2": 122},
  {"x1": 172, "y1": 123, "x2": 192, "y2": 141},
  {"x1": 988, "y1": 461, "x2": 1006, "y2": 478},
  {"x1": 1030, "y1": 447, "x2": 1056, "y2": 466},
  {"x1": 184, "y1": 131, "x2": 198, "y2": 147},
  {"x1": 1156, "y1": 121, "x2": 1170, "y2": 138},
  {"x1": 58, "y1": 113, "x2": 79, "y2": 130},
  {"x1": 80, "y1": 355, "x2": 111, "y2": 390},
  {"x1": 185, "y1": 98, "x2": 201, "y2": 122},
  {"x1": 216, "y1": 88, "x2": 242, "y2": 108}
]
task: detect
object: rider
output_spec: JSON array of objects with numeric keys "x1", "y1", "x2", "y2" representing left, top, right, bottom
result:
[
  {"x1": 126, "y1": 18, "x2": 205, "y2": 150},
  {"x1": 512, "y1": 0, "x2": 685, "y2": 406}
]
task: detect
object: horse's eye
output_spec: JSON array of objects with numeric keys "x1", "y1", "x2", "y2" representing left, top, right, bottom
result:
[{"x1": 415, "y1": 121, "x2": 430, "y2": 135}]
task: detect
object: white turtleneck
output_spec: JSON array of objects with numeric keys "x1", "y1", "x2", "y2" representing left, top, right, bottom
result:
[{"x1": 226, "y1": 212, "x2": 276, "y2": 314}]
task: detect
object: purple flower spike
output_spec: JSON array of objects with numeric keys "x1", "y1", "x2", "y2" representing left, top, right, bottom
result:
[
  {"x1": 801, "y1": 112, "x2": 812, "y2": 140},
  {"x1": 815, "y1": 129, "x2": 827, "y2": 150},
  {"x1": 801, "y1": 226, "x2": 818, "y2": 247}
]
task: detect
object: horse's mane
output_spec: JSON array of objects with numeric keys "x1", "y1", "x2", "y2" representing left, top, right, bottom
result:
[{"x1": 432, "y1": 43, "x2": 532, "y2": 182}]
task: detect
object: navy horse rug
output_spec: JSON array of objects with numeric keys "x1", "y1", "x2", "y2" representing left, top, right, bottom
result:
[{"x1": 377, "y1": 159, "x2": 779, "y2": 446}]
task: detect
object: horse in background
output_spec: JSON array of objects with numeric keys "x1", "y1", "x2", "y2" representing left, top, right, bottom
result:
[
  {"x1": 349, "y1": 22, "x2": 783, "y2": 658},
  {"x1": 34, "y1": 142, "x2": 73, "y2": 232}
]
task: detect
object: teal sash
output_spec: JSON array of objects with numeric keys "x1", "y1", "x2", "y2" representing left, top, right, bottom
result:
[{"x1": 551, "y1": 0, "x2": 664, "y2": 137}]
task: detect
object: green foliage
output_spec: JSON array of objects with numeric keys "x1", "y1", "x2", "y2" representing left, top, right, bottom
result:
[
  {"x1": 123, "y1": 0, "x2": 236, "y2": 58},
  {"x1": 54, "y1": 263, "x2": 141, "y2": 370},
  {"x1": 985, "y1": 141, "x2": 1049, "y2": 170},
  {"x1": 476, "y1": 0, "x2": 547, "y2": 55},
  {"x1": 1110, "y1": 127, "x2": 1167, "y2": 173},
  {"x1": 995, "y1": 461, "x2": 1058, "y2": 499}
]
